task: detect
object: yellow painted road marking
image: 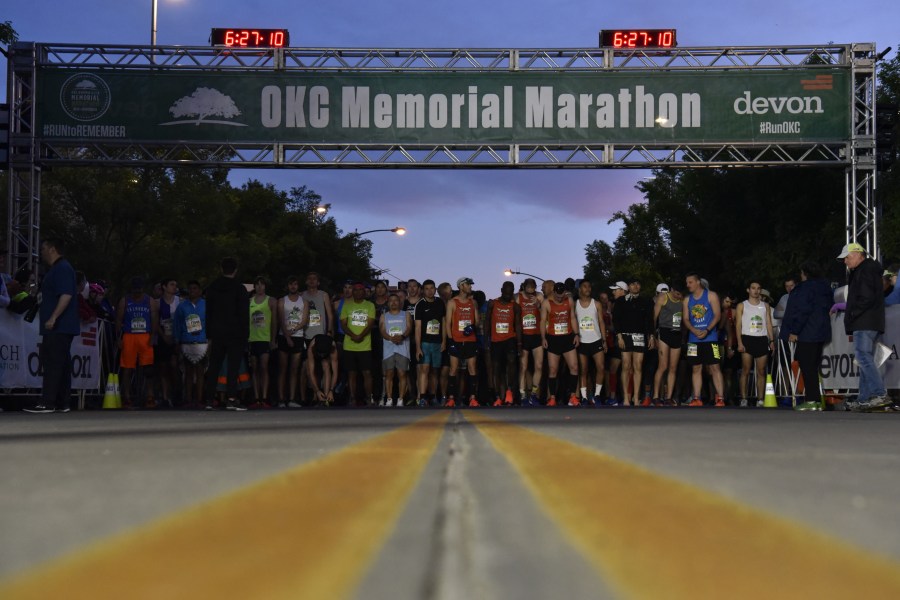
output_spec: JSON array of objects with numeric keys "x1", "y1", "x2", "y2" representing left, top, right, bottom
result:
[
  {"x1": 466, "y1": 412, "x2": 900, "y2": 599},
  {"x1": 0, "y1": 412, "x2": 449, "y2": 600}
]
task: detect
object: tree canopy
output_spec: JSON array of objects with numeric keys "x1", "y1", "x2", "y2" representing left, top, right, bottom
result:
[{"x1": 36, "y1": 165, "x2": 373, "y2": 296}]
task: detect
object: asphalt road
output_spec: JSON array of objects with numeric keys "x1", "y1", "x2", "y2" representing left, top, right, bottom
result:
[{"x1": 2, "y1": 406, "x2": 900, "y2": 599}]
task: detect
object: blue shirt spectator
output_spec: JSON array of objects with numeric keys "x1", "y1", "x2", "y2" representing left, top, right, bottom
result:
[{"x1": 39, "y1": 252, "x2": 79, "y2": 336}]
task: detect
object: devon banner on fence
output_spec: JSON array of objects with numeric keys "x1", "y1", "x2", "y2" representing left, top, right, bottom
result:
[
  {"x1": 821, "y1": 306, "x2": 900, "y2": 390},
  {"x1": 36, "y1": 68, "x2": 851, "y2": 145},
  {"x1": 0, "y1": 310, "x2": 102, "y2": 390}
]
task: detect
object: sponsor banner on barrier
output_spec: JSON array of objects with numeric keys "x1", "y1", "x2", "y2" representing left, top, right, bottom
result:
[
  {"x1": 0, "y1": 310, "x2": 101, "y2": 390},
  {"x1": 821, "y1": 306, "x2": 900, "y2": 390}
]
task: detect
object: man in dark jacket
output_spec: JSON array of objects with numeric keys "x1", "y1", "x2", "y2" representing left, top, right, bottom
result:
[
  {"x1": 780, "y1": 261, "x2": 833, "y2": 410},
  {"x1": 205, "y1": 257, "x2": 250, "y2": 410},
  {"x1": 838, "y1": 243, "x2": 889, "y2": 411}
]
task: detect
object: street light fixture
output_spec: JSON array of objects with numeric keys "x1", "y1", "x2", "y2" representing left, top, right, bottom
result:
[
  {"x1": 504, "y1": 269, "x2": 545, "y2": 282},
  {"x1": 314, "y1": 205, "x2": 329, "y2": 216},
  {"x1": 353, "y1": 227, "x2": 407, "y2": 237}
]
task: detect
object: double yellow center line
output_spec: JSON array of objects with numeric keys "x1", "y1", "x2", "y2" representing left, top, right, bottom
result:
[{"x1": 4, "y1": 411, "x2": 900, "y2": 599}]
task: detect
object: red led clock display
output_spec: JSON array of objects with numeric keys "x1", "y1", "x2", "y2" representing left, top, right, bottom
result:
[
  {"x1": 210, "y1": 28, "x2": 290, "y2": 48},
  {"x1": 599, "y1": 29, "x2": 677, "y2": 49}
]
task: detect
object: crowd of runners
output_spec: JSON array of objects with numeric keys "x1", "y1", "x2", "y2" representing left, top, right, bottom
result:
[{"x1": 7, "y1": 244, "x2": 897, "y2": 413}]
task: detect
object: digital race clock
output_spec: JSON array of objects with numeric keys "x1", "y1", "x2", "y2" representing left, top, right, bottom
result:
[
  {"x1": 210, "y1": 28, "x2": 290, "y2": 48},
  {"x1": 599, "y1": 29, "x2": 677, "y2": 49}
]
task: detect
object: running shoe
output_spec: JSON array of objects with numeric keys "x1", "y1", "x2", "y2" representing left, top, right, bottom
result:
[
  {"x1": 445, "y1": 397, "x2": 456, "y2": 408},
  {"x1": 851, "y1": 396, "x2": 893, "y2": 412},
  {"x1": 492, "y1": 398, "x2": 503, "y2": 407},
  {"x1": 739, "y1": 398, "x2": 748, "y2": 408},
  {"x1": 568, "y1": 393, "x2": 580, "y2": 407},
  {"x1": 547, "y1": 396, "x2": 557, "y2": 407},
  {"x1": 528, "y1": 393, "x2": 542, "y2": 407},
  {"x1": 640, "y1": 396, "x2": 652, "y2": 407},
  {"x1": 56, "y1": 407, "x2": 72, "y2": 413},
  {"x1": 226, "y1": 399, "x2": 247, "y2": 411},
  {"x1": 794, "y1": 401, "x2": 823, "y2": 412},
  {"x1": 397, "y1": 399, "x2": 405, "y2": 408},
  {"x1": 287, "y1": 401, "x2": 302, "y2": 409},
  {"x1": 504, "y1": 389, "x2": 514, "y2": 405},
  {"x1": 687, "y1": 398, "x2": 703, "y2": 407},
  {"x1": 714, "y1": 396, "x2": 725, "y2": 407},
  {"x1": 417, "y1": 397, "x2": 428, "y2": 407},
  {"x1": 469, "y1": 396, "x2": 480, "y2": 408}
]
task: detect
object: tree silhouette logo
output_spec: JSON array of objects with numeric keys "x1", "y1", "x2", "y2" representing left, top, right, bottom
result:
[{"x1": 160, "y1": 87, "x2": 247, "y2": 127}]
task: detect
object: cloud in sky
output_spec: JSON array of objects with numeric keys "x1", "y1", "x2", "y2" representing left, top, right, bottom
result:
[{"x1": 247, "y1": 169, "x2": 647, "y2": 222}]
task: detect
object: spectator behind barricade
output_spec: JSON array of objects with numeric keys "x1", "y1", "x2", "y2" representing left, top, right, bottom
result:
[
  {"x1": 0, "y1": 272, "x2": 8, "y2": 309},
  {"x1": 883, "y1": 268, "x2": 896, "y2": 299},
  {"x1": 885, "y1": 266, "x2": 900, "y2": 307},
  {"x1": 76, "y1": 272, "x2": 97, "y2": 324},
  {"x1": 6, "y1": 268, "x2": 37, "y2": 315},
  {"x1": 0, "y1": 246, "x2": 12, "y2": 288},
  {"x1": 773, "y1": 275, "x2": 798, "y2": 326},
  {"x1": 88, "y1": 283, "x2": 115, "y2": 321}
]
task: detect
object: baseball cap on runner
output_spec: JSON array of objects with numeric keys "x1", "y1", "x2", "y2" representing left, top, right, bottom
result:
[
  {"x1": 457, "y1": 277, "x2": 474, "y2": 287},
  {"x1": 656, "y1": 283, "x2": 670, "y2": 293},
  {"x1": 352, "y1": 281, "x2": 366, "y2": 290},
  {"x1": 609, "y1": 281, "x2": 628, "y2": 292},
  {"x1": 837, "y1": 242, "x2": 866, "y2": 259}
]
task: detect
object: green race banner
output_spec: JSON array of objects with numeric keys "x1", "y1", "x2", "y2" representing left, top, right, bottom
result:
[{"x1": 36, "y1": 68, "x2": 851, "y2": 144}]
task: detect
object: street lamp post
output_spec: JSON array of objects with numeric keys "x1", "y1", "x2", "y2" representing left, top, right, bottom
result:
[
  {"x1": 353, "y1": 227, "x2": 407, "y2": 237},
  {"x1": 151, "y1": 0, "x2": 157, "y2": 46},
  {"x1": 504, "y1": 269, "x2": 545, "y2": 282}
]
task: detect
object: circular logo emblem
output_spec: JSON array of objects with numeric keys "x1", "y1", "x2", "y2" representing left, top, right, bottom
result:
[{"x1": 59, "y1": 73, "x2": 111, "y2": 121}]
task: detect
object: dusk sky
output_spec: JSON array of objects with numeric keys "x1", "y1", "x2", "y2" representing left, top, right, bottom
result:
[{"x1": 4, "y1": 1, "x2": 898, "y2": 294}]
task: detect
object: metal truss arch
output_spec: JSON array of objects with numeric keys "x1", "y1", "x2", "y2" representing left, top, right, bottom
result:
[{"x1": 4, "y1": 42, "x2": 880, "y2": 273}]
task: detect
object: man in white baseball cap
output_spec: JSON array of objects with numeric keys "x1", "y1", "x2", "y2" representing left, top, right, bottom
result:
[{"x1": 838, "y1": 242, "x2": 889, "y2": 411}]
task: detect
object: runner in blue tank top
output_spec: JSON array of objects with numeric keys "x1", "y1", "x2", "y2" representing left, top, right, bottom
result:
[{"x1": 682, "y1": 273, "x2": 725, "y2": 407}]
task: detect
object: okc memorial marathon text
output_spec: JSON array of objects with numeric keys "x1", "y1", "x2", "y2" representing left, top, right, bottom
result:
[
  {"x1": 258, "y1": 85, "x2": 826, "y2": 130},
  {"x1": 41, "y1": 86, "x2": 827, "y2": 137}
]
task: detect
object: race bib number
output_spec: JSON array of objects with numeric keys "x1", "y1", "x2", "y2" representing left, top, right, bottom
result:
[
  {"x1": 523, "y1": 314, "x2": 537, "y2": 330},
  {"x1": 632, "y1": 333, "x2": 645, "y2": 347},
  {"x1": 351, "y1": 310, "x2": 368, "y2": 328},
  {"x1": 553, "y1": 322, "x2": 569, "y2": 335},
  {"x1": 130, "y1": 317, "x2": 147, "y2": 333},
  {"x1": 495, "y1": 322, "x2": 510, "y2": 334},
  {"x1": 672, "y1": 312, "x2": 682, "y2": 329},
  {"x1": 389, "y1": 325, "x2": 402, "y2": 336},
  {"x1": 458, "y1": 319, "x2": 471, "y2": 332},
  {"x1": 426, "y1": 319, "x2": 440, "y2": 335},
  {"x1": 749, "y1": 315, "x2": 764, "y2": 335},
  {"x1": 309, "y1": 309, "x2": 321, "y2": 327},
  {"x1": 686, "y1": 343, "x2": 698, "y2": 357},
  {"x1": 287, "y1": 308, "x2": 301, "y2": 330},
  {"x1": 251, "y1": 310, "x2": 266, "y2": 329},
  {"x1": 186, "y1": 314, "x2": 202, "y2": 334},
  {"x1": 161, "y1": 318, "x2": 174, "y2": 337},
  {"x1": 580, "y1": 317, "x2": 595, "y2": 332}
]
